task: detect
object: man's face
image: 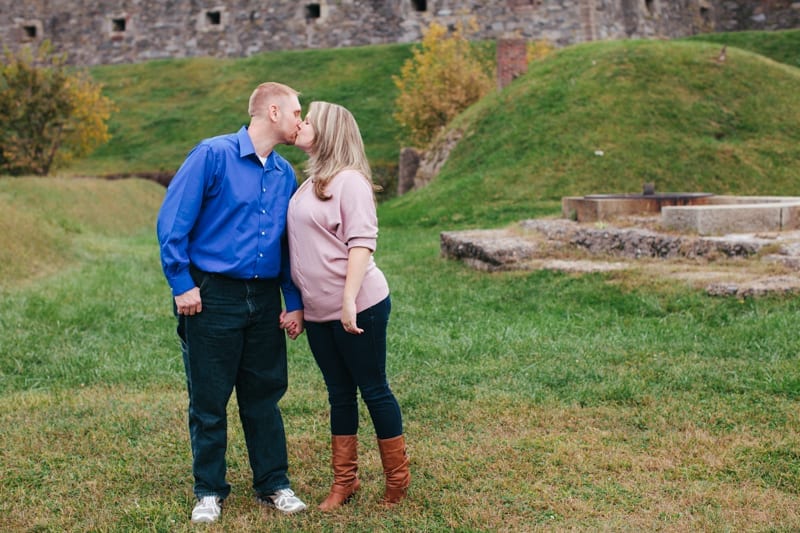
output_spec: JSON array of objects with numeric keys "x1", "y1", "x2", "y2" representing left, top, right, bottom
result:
[{"x1": 277, "y1": 95, "x2": 302, "y2": 145}]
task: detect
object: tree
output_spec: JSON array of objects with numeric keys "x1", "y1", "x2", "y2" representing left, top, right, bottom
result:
[
  {"x1": 0, "y1": 41, "x2": 116, "y2": 176},
  {"x1": 392, "y1": 19, "x2": 495, "y2": 149}
]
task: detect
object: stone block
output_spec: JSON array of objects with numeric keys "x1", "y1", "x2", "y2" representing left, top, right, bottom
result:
[{"x1": 661, "y1": 203, "x2": 800, "y2": 235}]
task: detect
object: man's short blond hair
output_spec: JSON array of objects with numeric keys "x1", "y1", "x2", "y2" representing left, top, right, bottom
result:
[{"x1": 248, "y1": 82, "x2": 300, "y2": 117}]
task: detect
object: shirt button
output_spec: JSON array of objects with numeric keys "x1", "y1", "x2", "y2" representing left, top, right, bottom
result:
[
  {"x1": 254, "y1": 275, "x2": 259, "y2": 279},
  {"x1": 261, "y1": 231, "x2": 266, "y2": 236},
  {"x1": 261, "y1": 209, "x2": 266, "y2": 214},
  {"x1": 259, "y1": 253, "x2": 263, "y2": 258},
  {"x1": 262, "y1": 188, "x2": 267, "y2": 192}
]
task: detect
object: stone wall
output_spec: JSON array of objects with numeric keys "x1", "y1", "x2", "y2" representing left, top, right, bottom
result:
[
  {"x1": 713, "y1": 0, "x2": 800, "y2": 31},
  {"x1": 2, "y1": 0, "x2": 797, "y2": 66}
]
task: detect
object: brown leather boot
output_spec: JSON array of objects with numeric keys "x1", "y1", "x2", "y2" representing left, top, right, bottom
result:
[
  {"x1": 318, "y1": 434, "x2": 360, "y2": 511},
  {"x1": 377, "y1": 434, "x2": 410, "y2": 505}
]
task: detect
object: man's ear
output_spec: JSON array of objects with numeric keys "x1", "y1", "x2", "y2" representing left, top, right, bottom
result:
[{"x1": 268, "y1": 103, "x2": 279, "y2": 122}]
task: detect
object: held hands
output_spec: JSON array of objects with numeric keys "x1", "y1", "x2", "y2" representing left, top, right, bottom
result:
[
  {"x1": 280, "y1": 309, "x2": 305, "y2": 340},
  {"x1": 341, "y1": 299, "x2": 363, "y2": 335},
  {"x1": 177, "y1": 290, "x2": 304, "y2": 340}
]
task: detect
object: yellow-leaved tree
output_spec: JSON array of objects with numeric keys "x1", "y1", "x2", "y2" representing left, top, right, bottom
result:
[
  {"x1": 393, "y1": 19, "x2": 495, "y2": 148},
  {"x1": 0, "y1": 41, "x2": 116, "y2": 176}
]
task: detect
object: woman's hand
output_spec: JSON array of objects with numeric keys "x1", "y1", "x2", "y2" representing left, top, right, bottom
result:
[
  {"x1": 341, "y1": 299, "x2": 363, "y2": 335},
  {"x1": 280, "y1": 309, "x2": 305, "y2": 340}
]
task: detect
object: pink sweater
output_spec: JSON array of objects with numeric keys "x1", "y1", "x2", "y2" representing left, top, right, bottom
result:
[{"x1": 287, "y1": 169, "x2": 390, "y2": 322}]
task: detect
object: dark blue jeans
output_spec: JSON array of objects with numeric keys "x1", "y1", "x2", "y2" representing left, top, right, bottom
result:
[
  {"x1": 304, "y1": 296, "x2": 403, "y2": 439},
  {"x1": 176, "y1": 267, "x2": 290, "y2": 499}
]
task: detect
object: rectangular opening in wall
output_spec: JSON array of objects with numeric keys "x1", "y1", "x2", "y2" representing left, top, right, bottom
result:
[
  {"x1": 509, "y1": 0, "x2": 542, "y2": 11},
  {"x1": 112, "y1": 18, "x2": 126, "y2": 32},
  {"x1": 206, "y1": 11, "x2": 222, "y2": 25},
  {"x1": 23, "y1": 25, "x2": 38, "y2": 39},
  {"x1": 411, "y1": 0, "x2": 427, "y2": 11},
  {"x1": 305, "y1": 4, "x2": 321, "y2": 19}
]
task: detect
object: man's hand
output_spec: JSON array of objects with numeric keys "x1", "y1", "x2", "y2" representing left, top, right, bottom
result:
[
  {"x1": 175, "y1": 287, "x2": 202, "y2": 316},
  {"x1": 280, "y1": 309, "x2": 305, "y2": 340}
]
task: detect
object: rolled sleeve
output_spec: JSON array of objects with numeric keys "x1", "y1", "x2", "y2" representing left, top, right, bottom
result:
[{"x1": 340, "y1": 173, "x2": 379, "y2": 252}]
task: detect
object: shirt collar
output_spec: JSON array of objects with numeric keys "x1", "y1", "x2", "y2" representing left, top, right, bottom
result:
[
  {"x1": 237, "y1": 126, "x2": 256, "y2": 158},
  {"x1": 237, "y1": 125, "x2": 283, "y2": 171}
]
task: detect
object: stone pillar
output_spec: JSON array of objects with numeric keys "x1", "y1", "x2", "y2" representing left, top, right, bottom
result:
[
  {"x1": 397, "y1": 147, "x2": 420, "y2": 195},
  {"x1": 581, "y1": 0, "x2": 598, "y2": 41},
  {"x1": 497, "y1": 37, "x2": 528, "y2": 90}
]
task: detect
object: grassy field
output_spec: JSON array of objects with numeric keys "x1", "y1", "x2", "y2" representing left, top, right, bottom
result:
[
  {"x1": 2, "y1": 178, "x2": 799, "y2": 531},
  {"x1": 2, "y1": 30, "x2": 800, "y2": 531},
  {"x1": 69, "y1": 44, "x2": 414, "y2": 192}
]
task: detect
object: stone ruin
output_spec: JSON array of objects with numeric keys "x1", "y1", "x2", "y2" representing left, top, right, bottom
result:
[
  {"x1": 2, "y1": 0, "x2": 798, "y2": 67},
  {"x1": 441, "y1": 187, "x2": 800, "y2": 297}
]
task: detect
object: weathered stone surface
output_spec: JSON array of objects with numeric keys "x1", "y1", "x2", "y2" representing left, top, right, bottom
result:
[
  {"x1": 2, "y1": 1, "x2": 797, "y2": 66},
  {"x1": 397, "y1": 147, "x2": 420, "y2": 196},
  {"x1": 519, "y1": 219, "x2": 767, "y2": 259},
  {"x1": 440, "y1": 229, "x2": 538, "y2": 271},
  {"x1": 706, "y1": 276, "x2": 800, "y2": 297},
  {"x1": 442, "y1": 218, "x2": 800, "y2": 296},
  {"x1": 662, "y1": 202, "x2": 800, "y2": 235},
  {"x1": 413, "y1": 129, "x2": 464, "y2": 192}
]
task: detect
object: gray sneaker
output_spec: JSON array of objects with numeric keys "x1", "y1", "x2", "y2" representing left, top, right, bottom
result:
[
  {"x1": 191, "y1": 495, "x2": 222, "y2": 523},
  {"x1": 257, "y1": 488, "x2": 308, "y2": 514}
]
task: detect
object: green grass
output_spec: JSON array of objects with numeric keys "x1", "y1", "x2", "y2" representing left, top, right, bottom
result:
[
  {"x1": 383, "y1": 38, "x2": 800, "y2": 228},
  {"x1": 682, "y1": 28, "x2": 800, "y2": 68},
  {"x1": 1, "y1": 182, "x2": 799, "y2": 530},
  {"x1": 70, "y1": 44, "x2": 413, "y2": 185},
  {"x1": 2, "y1": 30, "x2": 800, "y2": 531}
]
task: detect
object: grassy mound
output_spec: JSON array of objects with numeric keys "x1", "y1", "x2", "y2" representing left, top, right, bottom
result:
[
  {"x1": 73, "y1": 44, "x2": 413, "y2": 180},
  {"x1": 64, "y1": 31, "x2": 800, "y2": 231},
  {"x1": 0, "y1": 177, "x2": 165, "y2": 285},
  {"x1": 382, "y1": 38, "x2": 800, "y2": 228}
]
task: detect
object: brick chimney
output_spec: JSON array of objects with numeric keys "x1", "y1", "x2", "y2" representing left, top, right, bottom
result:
[{"x1": 497, "y1": 37, "x2": 528, "y2": 90}]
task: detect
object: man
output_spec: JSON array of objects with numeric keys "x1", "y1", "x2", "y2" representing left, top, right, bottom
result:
[{"x1": 157, "y1": 82, "x2": 306, "y2": 523}]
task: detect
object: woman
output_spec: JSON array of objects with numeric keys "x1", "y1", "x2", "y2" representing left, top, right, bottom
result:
[{"x1": 287, "y1": 101, "x2": 410, "y2": 510}]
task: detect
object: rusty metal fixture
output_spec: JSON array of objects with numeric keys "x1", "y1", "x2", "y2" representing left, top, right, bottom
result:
[{"x1": 562, "y1": 186, "x2": 714, "y2": 222}]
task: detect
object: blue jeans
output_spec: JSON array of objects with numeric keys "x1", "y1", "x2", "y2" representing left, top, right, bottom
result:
[
  {"x1": 176, "y1": 267, "x2": 290, "y2": 499},
  {"x1": 305, "y1": 296, "x2": 403, "y2": 439}
]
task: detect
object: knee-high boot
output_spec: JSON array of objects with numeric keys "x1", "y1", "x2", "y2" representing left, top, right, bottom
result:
[
  {"x1": 318, "y1": 434, "x2": 361, "y2": 511},
  {"x1": 377, "y1": 434, "x2": 410, "y2": 505}
]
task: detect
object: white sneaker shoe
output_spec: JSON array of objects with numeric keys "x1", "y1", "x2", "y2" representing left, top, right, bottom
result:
[
  {"x1": 257, "y1": 488, "x2": 307, "y2": 514},
  {"x1": 191, "y1": 495, "x2": 222, "y2": 523}
]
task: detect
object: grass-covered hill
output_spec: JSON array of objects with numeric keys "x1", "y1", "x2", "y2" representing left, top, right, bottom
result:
[
  {"x1": 71, "y1": 44, "x2": 413, "y2": 183},
  {"x1": 6, "y1": 30, "x2": 796, "y2": 283},
  {"x1": 66, "y1": 30, "x2": 800, "y2": 232},
  {"x1": 0, "y1": 177, "x2": 164, "y2": 285},
  {"x1": 384, "y1": 36, "x2": 800, "y2": 228}
]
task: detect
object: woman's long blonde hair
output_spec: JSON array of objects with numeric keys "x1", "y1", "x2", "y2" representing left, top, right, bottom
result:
[{"x1": 304, "y1": 101, "x2": 381, "y2": 201}]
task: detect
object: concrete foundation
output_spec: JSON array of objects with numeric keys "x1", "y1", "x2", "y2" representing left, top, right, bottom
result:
[
  {"x1": 662, "y1": 200, "x2": 800, "y2": 235},
  {"x1": 563, "y1": 193, "x2": 800, "y2": 236},
  {"x1": 562, "y1": 193, "x2": 713, "y2": 222}
]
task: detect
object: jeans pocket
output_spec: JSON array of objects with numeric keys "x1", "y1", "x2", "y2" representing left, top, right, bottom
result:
[{"x1": 190, "y1": 266, "x2": 213, "y2": 293}]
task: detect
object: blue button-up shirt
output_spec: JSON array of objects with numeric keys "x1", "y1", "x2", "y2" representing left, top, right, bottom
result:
[{"x1": 157, "y1": 126, "x2": 302, "y2": 311}]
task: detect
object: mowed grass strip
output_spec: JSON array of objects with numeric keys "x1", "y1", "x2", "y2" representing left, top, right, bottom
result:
[
  {"x1": 2, "y1": 385, "x2": 799, "y2": 531},
  {"x1": 0, "y1": 179, "x2": 798, "y2": 530}
]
